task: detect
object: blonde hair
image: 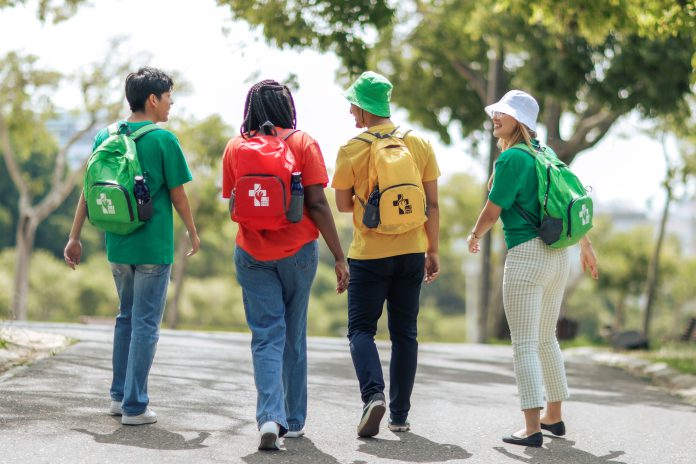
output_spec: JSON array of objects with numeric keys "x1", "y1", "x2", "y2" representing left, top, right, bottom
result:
[{"x1": 488, "y1": 120, "x2": 537, "y2": 190}]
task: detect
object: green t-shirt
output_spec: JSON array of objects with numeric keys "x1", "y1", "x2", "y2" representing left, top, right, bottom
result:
[
  {"x1": 488, "y1": 143, "x2": 540, "y2": 249},
  {"x1": 92, "y1": 121, "x2": 192, "y2": 264}
]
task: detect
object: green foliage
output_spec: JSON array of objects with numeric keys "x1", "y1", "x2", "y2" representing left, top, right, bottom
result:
[
  {"x1": 219, "y1": 0, "x2": 394, "y2": 75},
  {"x1": 0, "y1": 0, "x2": 87, "y2": 23},
  {"x1": 636, "y1": 343, "x2": 696, "y2": 375}
]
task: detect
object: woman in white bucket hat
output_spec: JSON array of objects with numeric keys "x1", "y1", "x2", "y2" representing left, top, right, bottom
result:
[{"x1": 467, "y1": 90, "x2": 598, "y2": 448}]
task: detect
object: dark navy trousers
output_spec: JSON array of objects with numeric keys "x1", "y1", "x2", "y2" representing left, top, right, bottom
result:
[{"x1": 347, "y1": 252, "x2": 425, "y2": 422}]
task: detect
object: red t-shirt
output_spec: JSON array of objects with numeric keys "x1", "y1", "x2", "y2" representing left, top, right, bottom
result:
[{"x1": 221, "y1": 128, "x2": 329, "y2": 261}]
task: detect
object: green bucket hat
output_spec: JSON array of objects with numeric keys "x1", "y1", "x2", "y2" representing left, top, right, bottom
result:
[{"x1": 343, "y1": 71, "x2": 392, "y2": 117}]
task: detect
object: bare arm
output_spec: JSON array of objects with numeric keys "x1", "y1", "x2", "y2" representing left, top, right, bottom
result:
[
  {"x1": 170, "y1": 185, "x2": 200, "y2": 257},
  {"x1": 64, "y1": 191, "x2": 87, "y2": 270},
  {"x1": 423, "y1": 180, "x2": 440, "y2": 283},
  {"x1": 467, "y1": 199, "x2": 502, "y2": 253},
  {"x1": 579, "y1": 235, "x2": 599, "y2": 279},
  {"x1": 305, "y1": 184, "x2": 349, "y2": 293},
  {"x1": 334, "y1": 188, "x2": 355, "y2": 212}
]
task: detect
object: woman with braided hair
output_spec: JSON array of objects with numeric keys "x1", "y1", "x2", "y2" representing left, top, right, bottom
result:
[{"x1": 222, "y1": 80, "x2": 349, "y2": 451}]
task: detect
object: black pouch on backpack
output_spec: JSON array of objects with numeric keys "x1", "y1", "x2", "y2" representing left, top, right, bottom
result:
[
  {"x1": 137, "y1": 199, "x2": 153, "y2": 221},
  {"x1": 362, "y1": 188, "x2": 381, "y2": 228},
  {"x1": 538, "y1": 216, "x2": 563, "y2": 245}
]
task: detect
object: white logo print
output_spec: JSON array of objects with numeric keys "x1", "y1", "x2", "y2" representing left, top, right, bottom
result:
[
  {"x1": 96, "y1": 193, "x2": 116, "y2": 215},
  {"x1": 249, "y1": 184, "x2": 269, "y2": 207},
  {"x1": 579, "y1": 204, "x2": 591, "y2": 226}
]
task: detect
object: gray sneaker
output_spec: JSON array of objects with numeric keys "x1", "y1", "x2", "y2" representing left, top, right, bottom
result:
[
  {"x1": 357, "y1": 393, "x2": 386, "y2": 437},
  {"x1": 109, "y1": 401, "x2": 122, "y2": 416},
  {"x1": 388, "y1": 417, "x2": 410, "y2": 432},
  {"x1": 121, "y1": 408, "x2": 157, "y2": 425},
  {"x1": 258, "y1": 421, "x2": 281, "y2": 451}
]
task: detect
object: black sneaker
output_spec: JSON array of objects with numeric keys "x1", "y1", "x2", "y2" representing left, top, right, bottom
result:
[
  {"x1": 388, "y1": 417, "x2": 410, "y2": 432},
  {"x1": 357, "y1": 393, "x2": 386, "y2": 437}
]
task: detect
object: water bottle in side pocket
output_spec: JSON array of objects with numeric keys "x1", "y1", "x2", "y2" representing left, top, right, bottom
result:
[{"x1": 287, "y1": 172, "x2": 304, "y2": 223}]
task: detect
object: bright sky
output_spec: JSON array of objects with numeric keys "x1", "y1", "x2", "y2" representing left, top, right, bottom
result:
[{"x1": 0, "y1": 0, "x2": 669, "y2": 213}]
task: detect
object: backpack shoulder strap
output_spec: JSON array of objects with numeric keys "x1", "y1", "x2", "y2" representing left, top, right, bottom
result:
[
  {"x1": 281, "y1": 129, "x2": 299, "y2": 141},
  {"x1": 130, "y1": 123, "x2": 162, "y2": 141}
]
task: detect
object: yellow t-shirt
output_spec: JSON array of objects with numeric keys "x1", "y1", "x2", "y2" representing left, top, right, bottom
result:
[{"x1": 332, "y1": 123, "x2": 441, "y2": 259}]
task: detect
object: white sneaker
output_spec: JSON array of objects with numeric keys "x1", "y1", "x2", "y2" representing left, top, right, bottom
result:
[
  {"x1": 121, "y1": 408, "x2": 157, "y2": 425},
  {"x1": 258, "y1": 421, "x2": 281, "y2": 451},
  {"x1": 285, "y1": 429, "x2": 305, "y2": 438},
  {"x1": 109, "y1": 401, "x2": 122, "y2": 416}
]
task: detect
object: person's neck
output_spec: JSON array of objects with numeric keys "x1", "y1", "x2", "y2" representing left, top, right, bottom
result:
[
  {"x1": 364, "y1": 117, "x2": 393, "y2": 128},
  {"x1": 127, "y1": 110, "x2": 159, "y2": 124}
]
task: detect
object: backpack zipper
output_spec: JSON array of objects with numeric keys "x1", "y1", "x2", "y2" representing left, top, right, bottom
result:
[
  {"x1": 93, "y1": 182, "x2": 135, "y2": 222},
  {"x1": 566, "y1": 197, "x2": 582, "y2": 238}
]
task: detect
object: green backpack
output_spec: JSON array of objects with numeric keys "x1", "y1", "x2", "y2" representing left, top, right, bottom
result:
[
  {"x1": 512, "y1": 142, "x2": 593, "y2": 248},
  {"x1": 84, "y1": 122, "x2": 160, "y2": 235}
]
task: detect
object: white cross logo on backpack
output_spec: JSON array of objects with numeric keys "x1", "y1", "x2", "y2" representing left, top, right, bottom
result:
[
  {"x1": 249, "y1": 184, "x2": 269, "y2": 207},
  {"x1": 579, "y1": 204, "x2": 590, "y2": 225},
  {"x1": 96, "y1": 193, "x2": 116, "y2": 215}
]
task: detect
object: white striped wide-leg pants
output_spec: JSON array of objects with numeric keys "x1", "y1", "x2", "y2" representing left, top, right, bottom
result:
[{"x1": 503, "y1": 238, "x2": 570, "y2": 410}]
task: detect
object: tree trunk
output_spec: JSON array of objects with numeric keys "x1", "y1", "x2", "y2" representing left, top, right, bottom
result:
[
  {"x1": 643, "y1": 186, "x2": 671, "y2": 339},
  {"x1": 477, "y1": 45, "x2": 505, "y2": 343},
  {"x1": 166, "y1": 228, "x2": 191, "y2": 329},
  {"x1": 12, "y1": 213, "x2": 38, "y2": 320},
  {"x1": 613, "y1": 292, "x2": 626, "y2": 333}
]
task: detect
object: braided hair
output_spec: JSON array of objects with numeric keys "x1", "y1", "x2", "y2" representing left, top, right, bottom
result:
[{"x1": 241, "y1": 80, "x2": 297, "y2": 138}]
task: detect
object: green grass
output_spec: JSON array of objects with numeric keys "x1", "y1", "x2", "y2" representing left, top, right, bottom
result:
[
  {"x1": 637, "y1": 343, "x2": 696, "y2": 375},
  {"x1": 0, "y1": 338, "x2": 8, "y2": 350}
]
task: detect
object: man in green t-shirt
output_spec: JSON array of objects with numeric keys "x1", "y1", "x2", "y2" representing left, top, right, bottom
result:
[{"x1": 63, "y1": 67, "x2": 200, "y2": 425}]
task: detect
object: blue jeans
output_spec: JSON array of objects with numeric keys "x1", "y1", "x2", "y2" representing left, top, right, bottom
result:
[
  {"x1": 234, "y1": 241, "x2": 318, "y2": 434},
  {"x1": 109, "y1": 263, "x2": 171, "y2": 416},
  {"x1": 347, "y1": 253, "x2": 425, "y2": 423}
]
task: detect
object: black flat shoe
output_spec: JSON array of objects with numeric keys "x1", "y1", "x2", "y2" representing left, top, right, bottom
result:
[
  {"x1": 502, "y1": 432, "x2": 543, "y2": 447},
  {"x1": 541, "y1": 420, "x2": 566, "y2": 436}
]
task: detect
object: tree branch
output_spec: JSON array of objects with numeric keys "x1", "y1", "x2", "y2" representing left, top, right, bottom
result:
[
  {"x1": 446, "y1": 56, "x2": 487, "y2": 103},
  {"x1": 0, "y1": 113, "x2": 30, "y2": 200},
  {"x1": 51, "y1": 114, "x2": 96, "y2": 187},
  {"x1": 543, "y1": 96, "x2": 562, "y2": 148},
  {"x1": 555, "y1": 109, "x2": 621, "y2": 163}
]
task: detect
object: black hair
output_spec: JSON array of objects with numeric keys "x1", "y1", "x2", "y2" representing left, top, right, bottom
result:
[
  {"x1": 125, "y1": 67, "x2": 174, "y2": 113},
  {"x1": 241, "y1": 80, "x2": 297, "y2": 137}
]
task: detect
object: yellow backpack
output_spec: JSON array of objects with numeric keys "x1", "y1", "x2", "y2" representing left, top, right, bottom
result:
[{"x1": 354, "y1": 127, "x2": 427, "y2": 234}]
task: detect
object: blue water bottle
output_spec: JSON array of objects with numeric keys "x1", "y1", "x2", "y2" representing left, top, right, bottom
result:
[{"x1": 287, "y1": 172, "x2": 304, "y2": 223}]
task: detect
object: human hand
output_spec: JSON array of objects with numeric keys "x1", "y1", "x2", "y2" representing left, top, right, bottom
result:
[
  {"x1": 335, "y1": 259, "x2": 350, "y2": 294},
  {"x1": 580, "y1": 241, "x2": 598, "y2": 279},
  {"x1": 64, "y1": 238, "x2": 82, "y2": 270},
  {"x1": 424, "y1": 251, "x2": 440, "y2": 283},
  {"x1": 467, "y1": 234, "x2": 480, "y2": 253},
  {"x1": 186, "y1": 231, "x2": 201, "y2": 257}
]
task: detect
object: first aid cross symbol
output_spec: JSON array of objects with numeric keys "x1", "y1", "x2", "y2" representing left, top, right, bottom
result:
[
  {"x1": 249, "y1": 184, "x2": 269, "y2": 207},
  {"x1": 96, "y1": 193, "x2": 116, "y2": 215}
]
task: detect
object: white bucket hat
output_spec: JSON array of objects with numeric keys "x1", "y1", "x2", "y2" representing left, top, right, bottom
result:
[{"x1": 485, "y1": 90, "x2": 539, "y2": 132}]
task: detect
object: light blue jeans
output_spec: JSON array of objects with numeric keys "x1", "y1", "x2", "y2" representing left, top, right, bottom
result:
[
  {"x1": 234, "y1": 241, "x2": 318, "y2": 435},
  {"x1": 109, "y1": 263, "x2": 171, "y2": 416}
]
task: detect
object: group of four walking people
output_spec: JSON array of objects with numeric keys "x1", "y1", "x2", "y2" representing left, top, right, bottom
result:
[{"x1": 63, "y1": 67, "x2": 598, "y2": 451}]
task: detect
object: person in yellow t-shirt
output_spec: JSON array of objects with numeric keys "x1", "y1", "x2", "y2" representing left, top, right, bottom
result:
[{"x1": 332, "y1": 71, "x2": 441, "y2": 438}]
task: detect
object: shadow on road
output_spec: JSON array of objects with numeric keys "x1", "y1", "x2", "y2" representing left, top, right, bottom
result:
[
  {"x1": 242, "y1": 437, "x2": 341, "y2": 463},
  {"x1": 358, "y1": 431, "x2": 472, "y2": 462},
  {"x1": 494, "y1": 436, "x2": 626, "y2": 464},
  {"x1": 73, "y1": 426, "x2": 210, "y2": 450}
]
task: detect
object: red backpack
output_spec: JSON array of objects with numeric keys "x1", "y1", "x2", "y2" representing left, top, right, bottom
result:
[{"x1": 231, "y1": 127, "x2": 300, "y2": 231}]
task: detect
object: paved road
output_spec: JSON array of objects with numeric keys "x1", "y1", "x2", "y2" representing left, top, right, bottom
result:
[{"x1": 1, "y1": 323, "x2": 694, "y2": 464}]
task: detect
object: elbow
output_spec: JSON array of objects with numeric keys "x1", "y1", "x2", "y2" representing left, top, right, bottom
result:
[{"x1": 337, "y1": 203, "x2": 352, "y2": 213}]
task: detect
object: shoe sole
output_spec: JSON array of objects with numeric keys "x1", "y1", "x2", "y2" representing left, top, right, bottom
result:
[
  {"x1": 121, "y1": 416, "x2": 157, "y2": 425},
  {"x1": 285, "y1": 431, "x2": 305, "y2": 438},
  {"x1": 388, "y1": 424, "x2": 410, "y2": 432},
  {"x1": 109, "y1": 410, "x2": 122, "y2": 416},
  {"x1": 258, "y1": 432, "x2": 280, "y2": 450},
  {"x1": 357, "y1": 401, "x2": 386, "y2": 437}
]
